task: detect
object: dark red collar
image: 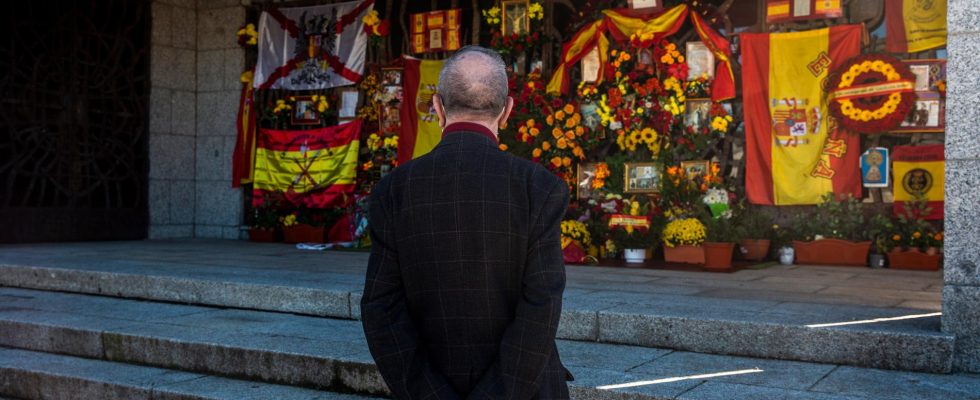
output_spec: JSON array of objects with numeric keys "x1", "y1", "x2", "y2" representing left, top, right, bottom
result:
[{"x1": 442, "y1": 122, "x2": 499, "y2": 144}]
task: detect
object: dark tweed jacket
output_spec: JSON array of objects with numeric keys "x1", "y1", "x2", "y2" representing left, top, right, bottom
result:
[{"x1": 361, "y1": 127, "x2": 571, "y2": 400}]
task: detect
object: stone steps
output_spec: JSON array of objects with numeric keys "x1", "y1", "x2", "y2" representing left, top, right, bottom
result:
[
  {"x1": 2, "y1": 288, "x2": 979, "y2": 400},
  {"x1": 0, "y1": 263, "x2": 954, "y2": 373}
]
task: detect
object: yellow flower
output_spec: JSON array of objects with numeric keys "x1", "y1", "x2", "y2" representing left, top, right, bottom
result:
[{"x1": 239, "y1": 71, "x2": 253, "y2": 83}]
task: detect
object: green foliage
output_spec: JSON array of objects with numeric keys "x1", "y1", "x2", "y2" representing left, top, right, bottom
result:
[
  {"x1": 733, "y1": 203, "x2": 773, "y2": 240},
  {"x1": 701, "y1": 214, "x2": 743, "y2": 243},
  {"x1": 793, "y1": 193, "x2": 866, "y2": 241}
]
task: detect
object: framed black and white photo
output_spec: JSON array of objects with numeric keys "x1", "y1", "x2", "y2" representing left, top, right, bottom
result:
[{"x1": 624, "y1": 162, "x2": 661, "y2": 194}]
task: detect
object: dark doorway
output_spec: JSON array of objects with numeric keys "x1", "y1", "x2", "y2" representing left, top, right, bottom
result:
[{"x1": 0, "y1": 0, "x2": 151, "y2": 242}]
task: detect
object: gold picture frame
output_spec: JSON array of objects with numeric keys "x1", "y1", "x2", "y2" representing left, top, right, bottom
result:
[
  {"x1": 501, "y1": 0, "x2": 529, "y2": 36},
  {"x1": 680, "y1": 160, "x2": 710, "y2": 179},
  {"x1": 624, "y1": 162, "x2": 661, "y2": 194},
  {"x1": 290, "y1": 96, "x2": 319, "y2": 125},
  {"x1": 576, "y1": 162, "x2": 600, "y2": 199}
]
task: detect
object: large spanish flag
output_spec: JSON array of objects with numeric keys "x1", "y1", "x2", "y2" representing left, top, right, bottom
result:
[
  {"x1": 892, "y1": 144, "x2": 944, "y2": 220},
  {"x1": 252, "y1": 121, "x2": 361, "y2": 208},
  {"x1": 742, "y1": 25, "x2": 863, "y2": 205},
  {"x1": 885, "y1": 0, "x2": 946, "y2": 53},
  {"x1": 397, "y1": 57, "x2": 444, "y2": 164}
]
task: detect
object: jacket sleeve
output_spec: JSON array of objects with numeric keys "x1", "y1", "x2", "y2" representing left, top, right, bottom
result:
[
  {"x1": 467, "y1": 177, "x2": 569, "y2": 400},
  {"x1": 361, "y1": 178, "x2": 460, "y2": 400}
]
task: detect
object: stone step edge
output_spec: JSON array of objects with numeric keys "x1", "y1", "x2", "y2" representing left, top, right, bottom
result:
[
  {"x1": 0, "y1": 348, "x2": 379, "y2": 400},
  {"x1": 0, "y1": 264, "x2": 955, "y2": 373}
]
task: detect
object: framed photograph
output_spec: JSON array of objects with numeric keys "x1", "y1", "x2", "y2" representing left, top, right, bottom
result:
[
  {"x1": 903, "y1": 59, "x2": 946, "y2": 92},
  {"x1": 338, "y1": 89, "x2": 360, "y2": 120},
  {"x1": 379, "y1": 85, "x2": 403, "y2": 104},
  {"x1": 893, "y1": 93, "x2": 945, "y2": 133},
  {"x1": 380, "y1": 68, "x2": 402, "y2": 86},
  {"x1": 579, "y1": 102, "x2": 600, "y2": 130},
  {"x1": 291, "y1": 96, "x2": 319, "y2": 125},
  {"x1": 686, "y1": 41, "x2": 715, "y2": 79},
  {"x1": 380, "y1": 103, "x2": 401, "y2": 135},
  {"x1": 576, "y1": 162, "x2": 601, "y2": 199},
  {"x1": 628, "y1": 0, "x2": 661, "y2": 10},
  {"x1": 580, "y1": 46, "x2": 601, "y2": 83},
  {"x1": 624, "y1": 162, "x2": 661, "y2": 194},
  {"x1": 501, "y1": 0, "x2": 529, "y2": 36},
  {"x1": 685, "y1": 98, "x2": 712, "y2": 131},
  {"x1": 681, "y1": 160, "x2": 710, "y2": 179},
  {"x1": 860, "y1": 147, "x2": 889, "y2": 188}
]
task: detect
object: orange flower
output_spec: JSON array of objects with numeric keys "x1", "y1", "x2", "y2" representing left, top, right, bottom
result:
[
  {"x1": 519, "y1": 126, "x2": 528, "y2": 134},
  {"x1": 552, "y1": 127, "x2": 563, "y2": 139},
  {"x1": 557, "y1": 138, "x2": 568, "y2": 149},
  {"x1": 555, "y1": 110, "x2": 566, "y2": 120},
  {"x1": 564, "y1": 130, "x2": 576, "y2": 140},
  {"x1": 541, "y1": 141, "x2": 551, "y2": 151},
  {"x1": 892, "y1": 234, "x2": 902, "y2": 241},
  {"x1": 913, "y1": 231, "x2": 921, "y2": 239},
  {"x1": 530, "y1": 127, "x2": 540, "y2": 137},
  {"x1": 532, "y1": 148, "x2": 542, "y2": 158},
  {"x1": 521, "y1": 133, "x2": 530, "y2": 142},
  {"x1": 550, "y1": 157, "x2": 562, "y2": 168},
  {"x1": 527, "y1": 119, "x2": 536, "y2": 128},
  {"x1": 562, "y1": 157, "x2": 572, "y2": 167},
  {"x1": 563, "y1": 104, "x2": 575, "y2": 114},
  {"x1": 565, "y1": 118, "x2": 576, "y2": 129},
  {"x1": 934, "y1": 232, "x2": 943, "y2": 241},
  {"x1": 575, "y1": 126, "x2": 585, "y2": 136},
  {"x1": 573, "y1": 147, "x2": 585, "y2": 159},
  {"x1": 546, "y1": 115, "x2": 555, "y2": 125},
  {"x1": 498, "y1": 143, "x2": 508, "y2": 151}
]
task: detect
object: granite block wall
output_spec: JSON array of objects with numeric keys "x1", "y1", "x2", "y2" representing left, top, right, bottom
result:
[{"x1": 944, "y1": 0, "x2": 980, "y2": 373}]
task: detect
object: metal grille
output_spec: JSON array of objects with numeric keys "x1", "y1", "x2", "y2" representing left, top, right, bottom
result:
[{"x1": 0, "y1": 0, "x2": 151, "y2": 242}]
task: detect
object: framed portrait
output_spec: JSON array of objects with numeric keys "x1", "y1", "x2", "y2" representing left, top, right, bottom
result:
[
  {"x1": 576, "y1": 162, "x2": 601, "y2": 199},
  {"x1": 686, "y1": 41, "x2": 715, "y2": 79},
  {"x1": 338, "y1": 89, "x2": 360, "y2": 121},
  {"x1": 685, "y1": 98, "x2": 712, "y2": 131},
  {"x1": 579, "y1": 102, "x2": 600, "y2": 130},
  {"x1": 580, "y1": 46, "x2": 601, "y2": 83},
  {"x1": 893, "y1": 93, "x2": 945, "y2": 133},
  {"x1": 680, "y1": 160, "x2": 710, "y2": 179},
  {"x1": 502, "y1": 0, "x2": 529, "y2": 36},
  {"x1": 624, "y1": 162, "x2": 661, "y2": 194},
  {"x1": 380, "y1": 103, "x2": 401, "y2": 135},
  {"x1": 291, "y1": 96, "x2": 319, "y2": 125},
  {"x1": 903, "y1": 59, "x2": 946, "y2": 92},
  {"x1": 379, "y1": 85, "x2": 403, "y2": 104},
  {"x1": 380, "y1": 67, "x2": 402, "y2": 86},
  {"x1": 628, "y1": 0, "x2": 661, "y2": 10}
]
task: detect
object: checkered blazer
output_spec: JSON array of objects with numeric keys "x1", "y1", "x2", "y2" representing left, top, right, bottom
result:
[{"x1": 362, "y1": 130, "x2": 571, "y2": 400}]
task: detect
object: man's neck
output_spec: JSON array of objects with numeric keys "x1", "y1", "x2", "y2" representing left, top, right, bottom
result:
[{"x1": 444, "y1": 119, "x2": 497, "y2": 136}]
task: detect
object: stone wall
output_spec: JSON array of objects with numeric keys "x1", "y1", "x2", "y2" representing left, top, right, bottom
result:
[
  {"x1": 943, "y1": 0, "x2": 980, "y2": 373},
  {"x1": 148, "y1": 0, "x2": 245, "y2": 239}
]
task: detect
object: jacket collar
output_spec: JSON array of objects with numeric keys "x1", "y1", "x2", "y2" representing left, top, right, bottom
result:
[{"x1": 441, "y1": 122, "x2": 499, "y2": 144}]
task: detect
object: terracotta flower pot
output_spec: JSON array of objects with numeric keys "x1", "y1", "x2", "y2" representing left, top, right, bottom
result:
[
  {"x1": 282, "y1": 223, "x2": 324, "y2": 243},
  {"x1": 793, "y1": 239, "x2": 871, "y2": 267},
  {"x1": 248, "y1": 228, "x2": 277, "y2": 242},
  {"x1": 739, "y1": 239, "x2": 771, "y2": 261},
  {"x1": 888, "y1": 249, "x2": 942, "y2": 270},
  {"x1": 663, "y1": 244, "x2": 705, "y2": 264},
  {"x1": 703, "y1": 242, "x2": 735, "y2": 272}
]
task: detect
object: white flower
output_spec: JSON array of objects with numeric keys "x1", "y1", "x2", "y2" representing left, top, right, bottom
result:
[{"x1": 702, "y1": 188, "x2": 729, "y2": 205}]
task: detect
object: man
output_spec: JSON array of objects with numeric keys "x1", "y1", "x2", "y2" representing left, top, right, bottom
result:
[{"x1": 361, "y1": 45, "x2": 571, "y2": 399}]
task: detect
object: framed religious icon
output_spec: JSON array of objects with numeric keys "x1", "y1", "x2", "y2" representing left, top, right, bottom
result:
[
  {"x1": 685, "y1": 98, "x2": 712, "y2": 132},
  {"x1": 576, "y1": 162, "x2": 600, "y2": 199},
  {"x1": 766, "y1": 0, "x2": 842, "y2": 24},
  {"x1": 502, "y1": 0, "x2": 529, "y2": 36},
  {"x1": 893, "y1": 93, "x2": 945, "y2": 133},
  {"x1": 860, "y1": 147, "x2": 889, "y2": 188},
  {"x1": 380, "y1": 67, "x2": 402, "y2": 86},
  {"x1": 686, "y1": 41, "x2": 715, "y2": 79},
  {"x1": 338, "y1": 88, "x2": 360, "y2": 121},
  {"x1": 624, "y1": 162, "x2": 661, "y2": 194},
  {"x1": 903, "y1": 59, "x2": 946, "y2": 92},
  {"x1": 291, "y1": 96, "x2": 319, "y2": 125},
  {"x1": 681, "y1": 160, "x2": 710, "y2": 179},
  {"x1": 380, "y1": 103, "x2": 401, "y2": 135}
]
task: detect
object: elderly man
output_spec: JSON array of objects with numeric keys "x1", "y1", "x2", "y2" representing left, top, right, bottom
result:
[{"x1": 361, "y1": 45, "x2": 571, "y2": 399}]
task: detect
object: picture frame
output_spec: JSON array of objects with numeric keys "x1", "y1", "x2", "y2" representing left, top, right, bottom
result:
[
  {"x1": 338, "y1": 88, "x2": 360, "y2": 121},
  {"x1": 380, "y1": 103, "x2": 401, "y2": 135},
  {"x1": 860, "y1": 147, "x2": 890, "y2": 188},
  {"x1": 903, "y1": 59, "x2": 946, "y2": 92},
  {"x1": 380, "y1": 67, "x2": 402, "y2": 86},
  {"x1": 628, "y1": 0, "x2": 661, "y2": 10},
  {"x1": 291, "y1": 96, "x2": 319, "y2": 125},
  {"x1": 624, "y1": 162, "x2": 661, "y2": 194},
  {"x1": 685, "y1": 98, "x2": 712, "y2": 132},
  {"x1": 893, "y1": 93, "x2": 945, "y2": 133},
  {"x1": 580, "y1": 46, "x2": 601, "y2": 83},
  {"x1": 680, "y1": 160, "x2": 711, "y2": 179},
  {"x1": 686, "y1": 41, "x2": 715, "y2": 79},
  {"x1": 576, "y1": 162, "x2": 601, "y2": 199},
  {"x1": 501, "y1": 0, "x2": 529, "y2": 36}
]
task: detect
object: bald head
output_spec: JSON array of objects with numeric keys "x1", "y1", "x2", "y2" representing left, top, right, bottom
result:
[{"x1": 437, "y1": 46, "x2": 509, "y2": 123}]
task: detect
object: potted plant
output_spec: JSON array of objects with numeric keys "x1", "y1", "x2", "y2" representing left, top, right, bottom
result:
[
  {"x1": 662, "y1": 217, "x2": 706, "y2": 264},
  {"x1": 887, "y1": 196, "x2": 942, "y2": 270},
  {"x1": 792, "y1": 193, "x2": 872, "y2": 267},
  {"x1": 700, "y1": 212, "x2": 743, "y2": 272},
  {"x1": 560, "y1": 219, "x2": 592, "y2": 264},
  {"x1": 248, "y1": 194, "x2": 283, "y2": 242},
  {"x1": 733, "y1": 204, "x2": 773, "y2": 261},
  {"x1": 865, "y1": 213, "x2": 893, "y2": 268}
]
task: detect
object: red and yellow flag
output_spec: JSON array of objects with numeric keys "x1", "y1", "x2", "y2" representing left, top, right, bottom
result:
[
  {"x1": 886, "y1": 0, "x2": 946, "y2": 53},
  {"x1": 397, "y1": 57, "x2": 444, "y2": 164},
  {"x1": 232, "y1": 70, "x2": 257, "y2": 188},
  {"x1": 252, "y1": 120, "x2": 361, "y2": 208},
  {"x1": 892, "y1": 144, "x2": 944, "y2": 220},
  {"x1": 741, "y1": 25, "x2": 863, "y2": 205}
]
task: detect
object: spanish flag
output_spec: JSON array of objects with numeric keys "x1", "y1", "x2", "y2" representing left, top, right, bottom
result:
[
  {"x1": 397, "y1": 57, "x2": 444, "y2": 164},
  {"x1": 741, "y1": 25, "x2": 863, "y2": 205},
  {"x1": 886, "y1": 0, "x2": 946, "y2": 53},
  {"x1": 892, "y1": 144, "x2": 944, "y2": 220},
  {"x1": 252, "y1": 121, "x2": 361, "y2": 208}
]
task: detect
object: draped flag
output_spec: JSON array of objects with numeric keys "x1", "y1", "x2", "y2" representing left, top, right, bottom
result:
[
  {"x1": 232, "y1": 70, "x2": 257, "y2": 188},
  {"x1": 886, "y1": 0, "x2": 946, "y2": 53},
  {"x1": 741, "y1": 25, "x2": 863, "y2": 205},
  {"x1": 397, "y1": 57, "x2": 444, "y2": 164},
  {"x1": 546, "y1": 5, "x2": 734, "y2": 102},
  {"x1": 254, "y1": 0, "x2": 373, "y2": 90},
  {"x1": 892, "y1": 144, "x2": 944, "y2": 220},
  {"x1": 252, "y1": 121, "x2": 361, "y2": 208}
]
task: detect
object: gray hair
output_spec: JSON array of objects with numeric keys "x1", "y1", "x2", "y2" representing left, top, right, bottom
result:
[{"x1": 437, "y1": 45, "x2": 509, "y2": 120}]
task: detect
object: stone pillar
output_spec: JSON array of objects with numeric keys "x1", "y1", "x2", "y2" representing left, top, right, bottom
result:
[
  {"x1": 195, "y1": 0, "x2": 246, "y2": 239},
  {"x1": 149, "y1": 0, "x2": 198, "y2": 239},
  {"x1": 943, "y1": 0, "x2": 980, "y2": 373}
]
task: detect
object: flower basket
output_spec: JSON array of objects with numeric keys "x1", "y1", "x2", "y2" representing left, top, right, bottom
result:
[
  {"x1": 888, "y1": 249, "x2": 942, "y2": 271},
  {"x1": 248, "y1": 228, "x2": 277, "y2": 242},
  {"x1": 703, "y1": 242, "x2": 735, "y2": 271},
  {"x1": 739, "y1": 239, "x2": 771, "y2": 261},
  {"x1": 793, "y1": 239, "x2": 871, "y2": 267},
  {"x1": 282, "y1": 223, "x2": 324, "y2": 243},
  {"x1": 663, "y1": 244, "x2": 704, "y2": 264}
]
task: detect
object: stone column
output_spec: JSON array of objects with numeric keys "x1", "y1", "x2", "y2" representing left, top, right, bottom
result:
[
  {"x1": 195, "y1": 0, "x2": 246, "y2": 239},
  {"x1": 148, "y1": 0, "x2": 198, "y2": 239},
  {"x1": 943, "y1": 0, "x2": 980, "y2": 373}
]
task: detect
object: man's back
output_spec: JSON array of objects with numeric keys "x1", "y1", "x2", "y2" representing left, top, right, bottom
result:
[{"x1": 362, "y1": 129, "x2": 570, "y2": 399}]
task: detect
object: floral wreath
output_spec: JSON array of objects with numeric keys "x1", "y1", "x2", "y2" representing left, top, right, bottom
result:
[{"x1": 827, "y1": 53, "x2": 916, "y2": 134}]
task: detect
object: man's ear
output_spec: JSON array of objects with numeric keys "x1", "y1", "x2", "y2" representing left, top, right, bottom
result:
[
  {"x1": 497, "y1": 96, "x2": 515, "y2": 130},
  {"x1": 433, "y1": 94, "x2": 447, "y2": 128}
]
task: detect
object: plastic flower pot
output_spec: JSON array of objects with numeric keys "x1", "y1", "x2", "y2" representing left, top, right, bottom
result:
[
  {"x1": 624, "y1": 248, "x2": 647, "y2": 264},
  {"x1": 663, "y1": 244, "x2": 704, "y2": 264},
  {"x1": 702, "y1": 242, "x2": 735, "y2": 272},
  {"x1": 887, "y1": 248, "x2": 942, "y2": 270},
  {"x1": 738, "y1": 239, "x2": 771, "y2": 261},
  {"x1": 793, "y1": 239, "x2": 871, "y2": 267}
]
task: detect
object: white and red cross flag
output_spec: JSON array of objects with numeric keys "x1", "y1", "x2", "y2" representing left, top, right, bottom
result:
[{"x1": 254, "y1": 0, "x2": 373, "y2": 90}]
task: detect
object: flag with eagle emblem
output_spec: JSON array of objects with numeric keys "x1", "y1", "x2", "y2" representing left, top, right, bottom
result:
[{"x1": 254, "y1": 0, "x2": 374, "y2": 90}]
